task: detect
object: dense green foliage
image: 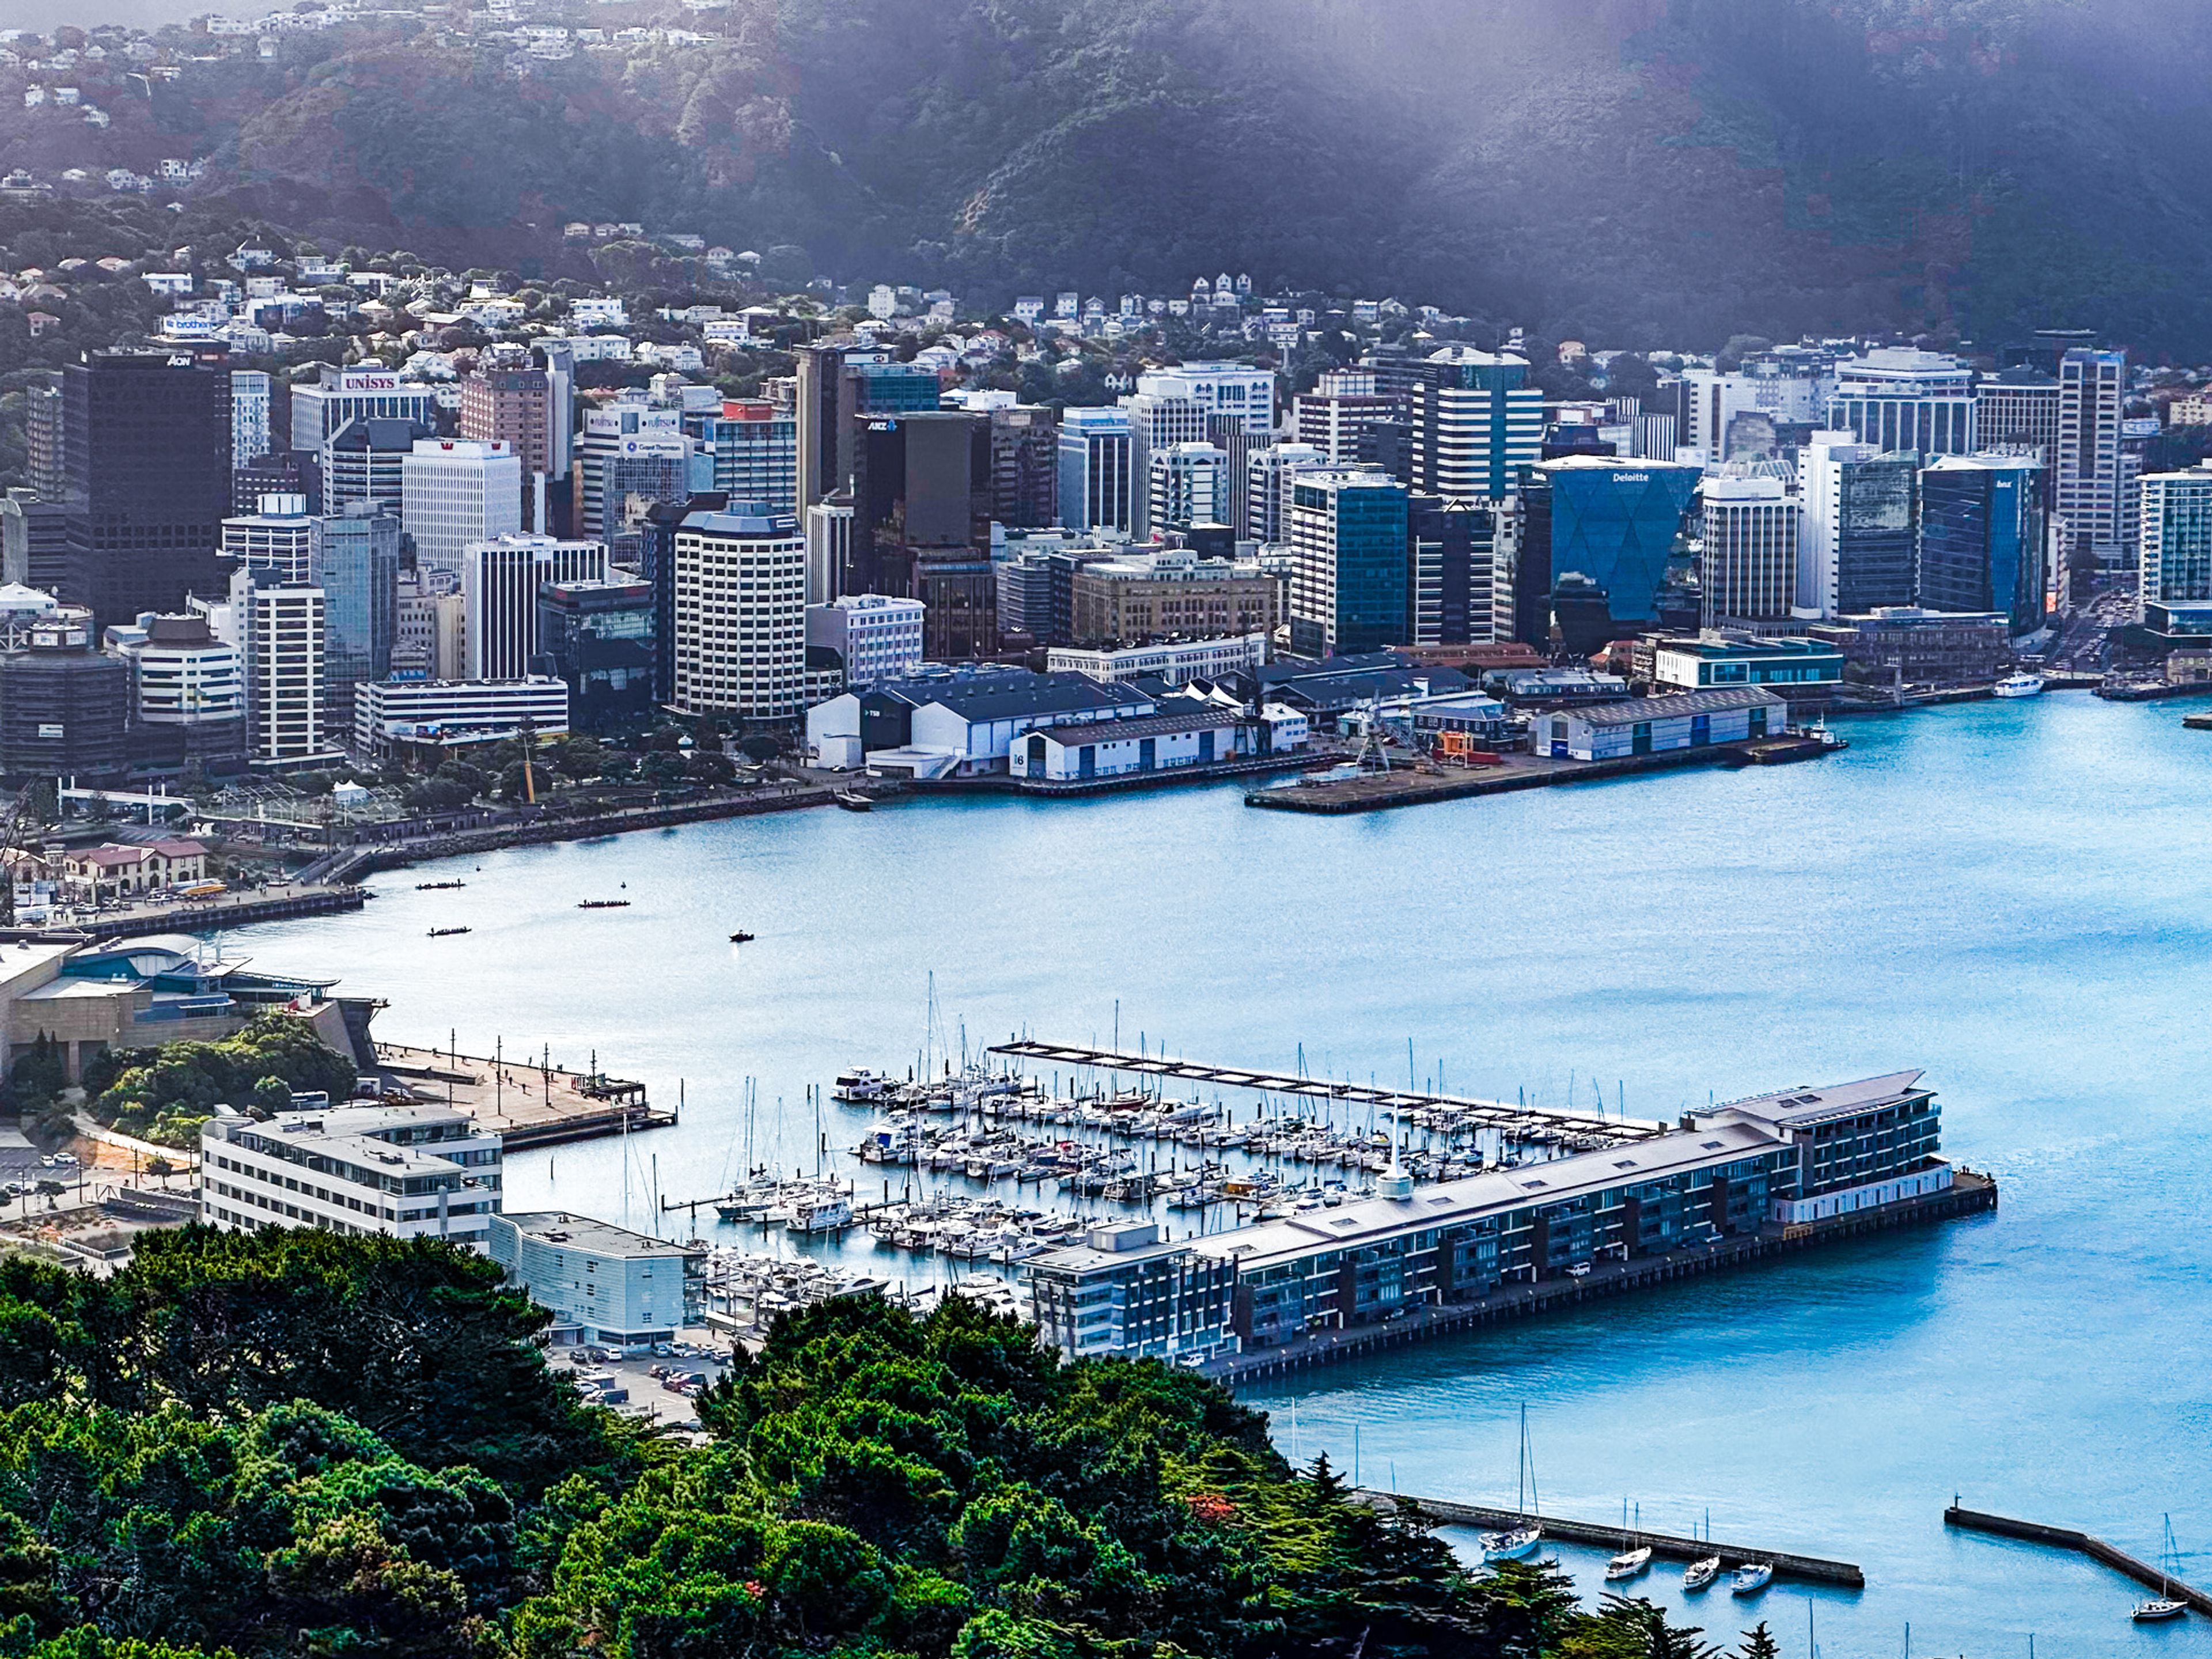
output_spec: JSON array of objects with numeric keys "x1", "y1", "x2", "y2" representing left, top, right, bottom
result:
[
  {"x1": 82, "y1": 1014, "x2": 361, "y2": 1149},
  {"x1": 0, "y1": 1228, "x2": 1793, "y2": 1659}
]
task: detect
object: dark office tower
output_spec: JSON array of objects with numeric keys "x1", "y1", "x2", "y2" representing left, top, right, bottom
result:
[
  {"x1": 1407, "y1": 494, "x2": 1499, "y2": 646},
  {"x1": 63, "y1": 347, "x2": 232, "y2": 624},
  {"x1": 1358, "y1": 418, "x2": 1414, "y2": 486},
  {"x1": 850, "y1": 411, "x2": 988, "y2": 600},
  {"x1": 989, "y1": 407, "x2": 1059, "y2": 529},
  {"x1": 1207, "y1": 414, "x2": 1271, "y2": 538},
  {"x1": 794, "y1": 345, "x2": 842, "y2": 512},
  {"x1": 1919, "y1": 456, "x2": 2046, "y2": 636},
  {"x1": 234, "y1": 450, "x2": 310, "y2": 516},
  {"x1": 24, "y1": 380, "x2": 65, "y2": 502},
  {"x1": 1508, "y1": 467, "x2": 1555, "y2": 650},
  {"x1": 0, "y1": 612, "x2": 129, "y2": 781},
  {"x1": 1, "y1": 490, "x2": 71, "y2": 593}
]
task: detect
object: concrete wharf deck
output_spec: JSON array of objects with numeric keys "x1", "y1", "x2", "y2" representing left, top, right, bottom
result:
[
  {"x1": 377, "y1": 1043, "x2": 673, "y2": 1149},
  {"x1": 1209, "y1": 1172, "x2": 1997, "y2": 1385},
  {"x1": 1945, "y1": 1506, "x2": 2212, "y2": 1612},
  {"x1": 987, "y1": 1040, "x2": 1663, "y2": 1145},
  {"x1": 1244, "y1": 744, "x2": 1758, "y2": 816},
  {"x1": 1362, "y1": 1491, "x2": 1864, "y2": 1588}
]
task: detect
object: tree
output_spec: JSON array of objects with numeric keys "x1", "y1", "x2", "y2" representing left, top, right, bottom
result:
[
  {"x1": 251, "y1": 1074, "x2": 296, "y2": 1118},
  {"x1": 1738, "y1": 1620, "x2": 1781, "y2": 1659}
]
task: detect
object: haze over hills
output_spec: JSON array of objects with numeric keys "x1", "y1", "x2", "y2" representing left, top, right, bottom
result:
[{"x1": 12, "y1": 0, "x2": 2212, "y2": 353}]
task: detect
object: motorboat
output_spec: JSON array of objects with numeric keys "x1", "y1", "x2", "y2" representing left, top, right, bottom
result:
[
  {"x1": 1993, "y1": 672, "x2": 2046, "y2": 699},
  {"x1": 427, "y1": 926, "x2": 471, "y2": 938},
  {"x1": 1605, "y1": 1547, "x2": 1653, "y2": 1582},
  {"x1": 1730, "y1": 1562, "x2": 1774, "y2": 1596},
  {"x1": 1480, "y1": 1526, "x2": 1542, "y2": 1563},
  {"x1": 729, "y1": 930, "x2": 755, "y2": 944},
  {"x1": 578, "y1": 899, "x2": 631, "y2": 910},
  {"x1": 1683, "y1": 1556, "x2": 1721, "y2": 1592},
  {"x1": 834, "y1": 790, "x2": 873, "y2": 812}
]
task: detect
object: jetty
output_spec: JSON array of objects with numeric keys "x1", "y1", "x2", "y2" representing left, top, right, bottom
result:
[
  {"x1": 988, "y1": 1039, "x2": 1664, "y2": 1146},
  {"x1": 1364, "y1": 1491, "x2": 1863, "y2": 1588},
  {"x1": 1944, "y1": 1506, "x2": 2212, "y2": 1612},
  {"x1": 377, "y1": 1042, "x2": 673, "y2": 1149},
  {"x1": 1244, "y1": 743, "x2": 1805, "y2": 816}
]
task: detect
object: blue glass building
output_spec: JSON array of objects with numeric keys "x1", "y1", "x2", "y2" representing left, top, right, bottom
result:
[
  {"x1": 1918, "y1": 455, "x2": 2045, "y2": 635},
  {"x1": 1536, "y1": 456, "x2": 1702, "y2": 631}
]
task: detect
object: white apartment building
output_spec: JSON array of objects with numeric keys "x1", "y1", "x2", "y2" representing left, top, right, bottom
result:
[
  {"x1": 2058, "y1": 348, "x2": 2127, "y2": 561},
  {"x1": 488, "y1": 1211, "x2": 706, "y2": 1346},
  {"x1": 402, "y1": 440, "x2": 523, "y2": 579},
  {"x1": 354, "y1": 676, "x2": 570, "y2": 756},
  {"x1": 462, "y1": 533, "x2": 608, "y2": 680},
  {"x1": 1121, "y1": 392, "x2": 1209, "y2": 539},
  {"x1": 673, "y1": 506, "x2": 807, "y2": 719},
  {"x1": 245, "y1": 581, "x2": 332, "y2": 764},
  {"x1": 1700, "y1": 475, "x2": 1802, "y2": 629},
  {"x1": 2135, "y1": 464, "x2": 2212, "y2": 620},
  {"x1": 201, "y1": 1103, "x2": 504, "y2": 1248},
  {"x1": 1147, "y1": 442, "x2": 1229, "y2": 532},
  {"x1": 806, "y1": 593, "x2": 924, "y2": 687},
  {"x1": 221, "y1": 493, "x2": 314, "y2": 581},
  {"x1": 1132, "y1": 362, "x2": 1275, "y2": 435}
]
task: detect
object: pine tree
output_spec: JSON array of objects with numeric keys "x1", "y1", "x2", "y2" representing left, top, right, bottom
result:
[{"x1": 1740, "y1": 1619, "x2": 1782, "y2": 1659}]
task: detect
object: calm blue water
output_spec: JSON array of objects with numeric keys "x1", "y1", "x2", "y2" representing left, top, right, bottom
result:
[{"x1": 221, "y1": 694, "x2": 2212, "y2": 1659}]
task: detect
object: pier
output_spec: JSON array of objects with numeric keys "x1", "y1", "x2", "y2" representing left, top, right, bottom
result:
[
  {"x1": 1944, "y1": 1506, "x2": 2212, "y2": 1612},
  {"x1": 1210, "y1": 1171, "x2": 1997, "y2": 1384},
  {"x1": 0, "y1": 884, "x2": 366, "y2": 944},
  {"x1": 377, "y1": 1043, "x2": 673, "y2": 1148},
  {"x1": 988, "y1": 1039, "x2": 1664, "y2": 1145},
  {"x1": 1244, "y1": 744, "x2": 1780, "y2": 816},
  {"x1": 1363, "y1": 1492, "x2": 1863, "y2": 1588}
]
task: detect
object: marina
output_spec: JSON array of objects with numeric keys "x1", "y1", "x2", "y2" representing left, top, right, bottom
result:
[{"x1": 217, "y1": 695, "x2": 2212, "y2": 1658}]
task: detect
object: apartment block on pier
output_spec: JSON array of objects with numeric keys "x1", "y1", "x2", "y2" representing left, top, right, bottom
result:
[{"x1": 1027, "y1": 1071, "x2": 1950, "y2": 1363}]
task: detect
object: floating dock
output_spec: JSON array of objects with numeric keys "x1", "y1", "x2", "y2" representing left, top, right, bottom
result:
[
  {"x1": 377, "y1": 1043, "x2": 673, "y2": 1148},
  {"x1": 1944, "y1": 1506, "x2": 2211, "y2": 1612},
  {"x1": 1365, "y1": 1491, "x2": 1863, "y2": 1588},
  {"x1": 1211, "y1": 1171, "x2": 1997, "y2": 1384},
  {"x1": 988, "y1": 1039, "x2": 1664, "y2": 1146}
]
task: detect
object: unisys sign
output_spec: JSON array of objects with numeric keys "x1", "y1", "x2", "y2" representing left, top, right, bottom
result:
[{"x1": 339, "y1": 369, "x2": 400, "y2": 392}]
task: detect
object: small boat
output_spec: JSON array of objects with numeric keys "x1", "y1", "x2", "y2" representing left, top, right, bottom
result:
[
  {"x1": 834, "y1": 790, "x2": 873, "y2": 812},
  {"x1": 1993, "y1": 671, "x2": 2046, "y2": 699},
  {"x1": 427, "y1": 926, "x2": 471, "y2": 938},
  {"x1": 1480, "y1": 1526, "x2": 1542, "y2": 1563},
  {"x1": 1730, "y1": 1562, "x2": 1773, "y2": 1596},
  {"x1": 578, "y1": 899, "x2": 631, "y2": 910},
  {"x1": 729, "y1": 930, "x2": 755, "y2": 944},
  {"x1": 1683, "y1": 1556, "x2": 1721, "y2": 1592},
  {"x1": 1605, "y1": 1547, "x2": 1653, "y2": 1582},
  {"x1": 2134, "y1": 1599, "x2": 2188, "y2": 1623},
  {"x1": 415, "y1": 880, "x2": 465, "y2": 891}
]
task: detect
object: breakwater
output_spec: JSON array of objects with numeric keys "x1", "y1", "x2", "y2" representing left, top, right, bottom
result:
[{"x1": 1944, "y1": 1507, "x2": 2212, "y2": 1612}]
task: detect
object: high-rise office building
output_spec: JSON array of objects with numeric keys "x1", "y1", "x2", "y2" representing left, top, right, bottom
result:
[
  {"x1": 2135, "y1": 463, "x2": 2212, "y2": 628},
  {"x1": 402, "y1": 440, "x2": 523, "y2": 579},
  {"x1": 1132, "y1": 363, "x2": 1274, "y2": 435},
  {"x1": 1525, "y1": 454, "x2": 1701, "y2": 636},
  {"x1": 849, "y1": 411, "x2": 987, "y2": 600},
  {"x1": 0, "y1": 609, "x2": 129, "y2": 780},
  {"x1": 24, "y1": 381, "x2": 65, "y2": 502},
  {"x1": 575, "y1": 405, "x2": 693, "y2": 539},
  {"x1": 459, "y1": 359, "x2": 552, "y2": 531},
  {"x1": 796, "y1": 353, "x2": 945, "y2": 512},
  {"x1": 1406, "y1": 348, "x2": 1544, "y2": 504},
  {"x1": 1797, "y1": 434, "x2": 1919, "y2": 618},
  {"x1": 1247, "y1": 442, "x2": 1328, "y2": 544},
  {"x1": 695, "y1": 402, "x2": 798, "y2": 514},
  {"x1": 322, "y1": 416, "x2": 425, "y2": 518},
  {"x1": 806, "y1": 593, "x2": 926, "y2": 688},
  {"x1": 2058, "y1": 347, "x2": 2127, "y2": 562},
  {"x1": 1407, "y1": 495, "x2": 1499, "y2": 646},
  {"x1": 1919, "y1": 454, "x2": 2046, "y2": 635},
  {"x1": 1122, "y1": 391, "x2": 1209, "y2": 538},
  {"x1": 1147, "y1": 442, "x2": 1229, "y2": 534},
  {"x1": 1826, "y1": 349, "x2": 1976, "y2": 457},
  {"x1": 1675, "y1": 357, "x2": 1832, "y2": 465},
  {"x1": 288, "y1": 363, "x2": 438, "y2": 456},
  {"x1": 1975, "y1": 369, "x2": 2062, "y2": 475},
  {"x1": 230, "y1": 369, "x2": 274, "y2": 465},
  {"x1": 463, "y1": 533, "x2": 609, "y2": 681},
  {"x1": 988, "y1": 407, "x2": 1058, "y2": 529},
  {"x1": 1287, "y1": 470, "x2": 1410, "y2": 656},
  {"x1": 1294, "y1": 376, "x2": 1397, "y2": 464},
  {"x1": 243, "y1": 580, "x2": 332, "y2": 765},
  {"x1": 1056, "y1": 408, "x2": 1135, "y2": 535},
  {"x1": 539, "y1": 577, "x2": 657, "y2": 734},
  {"x1": 1700, "y1": 475, "x2": 1801, "y2": 629},
  {"x1": 222, "y1": 493, "x2": 316, "y2": 582},
  {"x1": 234, "y1": 450, "x2": 310, "y2": 517},
  {"x1": 63, "y1": 347, "x2": 233, "y2": 624},
  {"x1": 111, "y1": 612, "x2": 245, "y2": 767},
  {"x1": 0, "y1": 490, "x2": 70, "y2": 594},
  {"x1": 310, "y1": 505, "x2": 401, "y2": 726},
  {"x1": 805, "y1": 498, "x2": 854, "y2": 607},
  {"x1": 672, "y1": 506, "x2": 807, "y2": 719}
]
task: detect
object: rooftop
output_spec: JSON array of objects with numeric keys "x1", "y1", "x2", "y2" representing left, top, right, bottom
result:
[
  {"x1": 1706, "y1": 1070, "x2": 1931, "y2": 1131},
  {"x1": 1035, "y1": 707, "x2": 1243, "y2": 747},
  {"x1": 502, "y1": 1210, "x2": 703, "y2": 1259},
  {"x1": 1567, "y1": 686, "x2": 1786, "y2": 726}
]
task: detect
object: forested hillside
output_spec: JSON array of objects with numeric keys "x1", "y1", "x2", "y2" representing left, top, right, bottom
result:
[{"x1": 9, "y1": 0, "x2": 2212, "y2": 351}]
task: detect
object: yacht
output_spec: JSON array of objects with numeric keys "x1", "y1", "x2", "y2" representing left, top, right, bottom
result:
[
  {"x1": 1730, "y1": 1562, "x2": 1774, "y2": 1596},
  {"x1": 1480, "y1": 1526, "x2": 1543, "y2": 1563},
  {"x1": 1993, "y1": 672, "x2": 2046, "y2": 699},
  {"x1": 1604, "y1": 1547, "x2": 1653, "y2": 1582},
  {"x1": 2133, "y1": 1598, "x2": 2188, "y2": 1623},
  {"x1": 1683, "y1": 1556, "x2": 1722, "y2": 1592}
]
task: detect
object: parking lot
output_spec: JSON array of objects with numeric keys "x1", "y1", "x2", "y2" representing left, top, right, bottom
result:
[{"x1": 552, "y1": 1333, "x2": 734, "y2": 1427}]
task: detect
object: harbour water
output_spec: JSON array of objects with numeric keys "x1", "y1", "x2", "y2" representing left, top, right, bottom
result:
[{"x1": 223, "y1": 693, "x2": 2212, "y2": 1658}]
